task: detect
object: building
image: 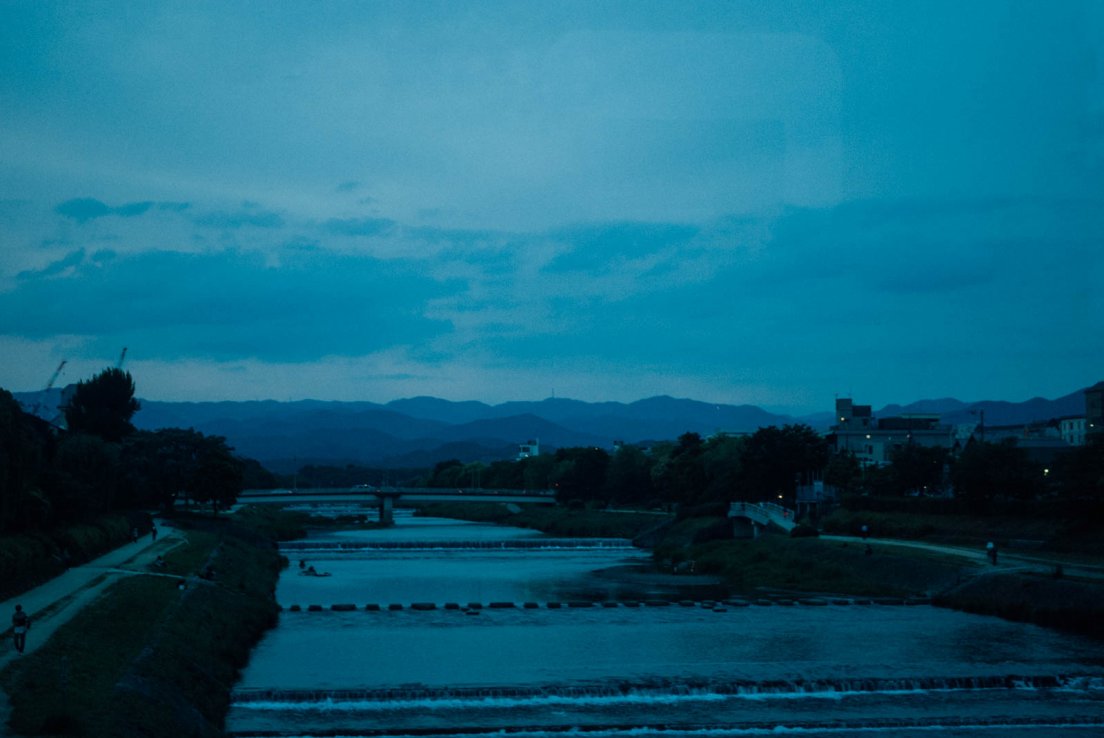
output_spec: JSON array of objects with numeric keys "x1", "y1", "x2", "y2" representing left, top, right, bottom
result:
[
  {"x1": 1058, "y1": 416, "x2": 1087, "y2": 447},
  {"x1": 517, "y1": 439, "x2": 540, "y2": 460},
  {"x1": 795, "y1": 474, "x2": 836, "y2": 520},
  {"x1": 829, "y1": 398, "x2": 956, "y2": 467},
  {"x1": 1086, "y1": 381, "x2": 1104, "y2": 442}
]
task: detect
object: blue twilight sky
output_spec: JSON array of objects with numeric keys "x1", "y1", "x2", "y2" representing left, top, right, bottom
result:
[{"x1": 1, "y1": 1, "x2": 1102, "y2": 415}]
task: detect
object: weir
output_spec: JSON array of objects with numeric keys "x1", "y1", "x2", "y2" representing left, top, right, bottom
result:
[
  {"x1": 231, "y1": 674, "x2": 1085, "y2": 706},
  {"x1": 229, "y1": 515, "x2": 1104, "y2": 738},
  {"x1": 279, "y1": 538, "x2": 636, "y2": 551},
  {"x1": 276, "y1": 597, "x2": 934, "y2": 611}
]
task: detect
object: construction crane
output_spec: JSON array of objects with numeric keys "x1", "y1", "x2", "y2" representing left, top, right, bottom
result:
[
  {"x1": 46, "y1": 360, "x2": 67, "y2": 391},
  {"x1": 29, "y1": 360, "x2": 67, "y2": 419}
]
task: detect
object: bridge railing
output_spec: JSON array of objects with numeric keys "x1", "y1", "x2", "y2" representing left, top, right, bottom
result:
[{"x1": 728, "y1": 501, "x2": 796, "y2": 530}]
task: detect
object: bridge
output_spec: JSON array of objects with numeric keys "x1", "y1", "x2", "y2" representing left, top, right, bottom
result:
[
  {"x1": 238, "y1": 488, "x2": 556, "y2": 525},
  {"x1": 728, "y1": 501, "x2": 797, "y2": 537}
]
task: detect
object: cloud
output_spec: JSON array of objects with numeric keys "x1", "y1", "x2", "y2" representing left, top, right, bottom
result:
[
  {"x1": 55, "y1": 198, "x2": 156, "y2": 223},
  {"x1": 0, "y1": 248, "x2": 457, "y2": 362},
  {"x1": 544, "y1": 222, "x2": 701, "y2": 274},
  {"x1": 20, "y1": 248, "x2": 87, "y2": 279},
  {"x1": 324, "y1": 217, "x2": 395, "y2": 237},
  {"x1": 193, "y1": 205, "x2": 284, "y2": 230}
]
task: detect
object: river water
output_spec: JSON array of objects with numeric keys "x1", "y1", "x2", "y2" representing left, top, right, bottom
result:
[{"x1": 228, "y1": 512, "x2": 1104, "y2": 737}]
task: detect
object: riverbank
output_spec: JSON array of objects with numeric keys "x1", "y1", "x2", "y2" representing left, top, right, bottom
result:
[
  {"x1": 410, "y1": 504, "x2": 1104, "y2": 638},
  {"x1": 934, "y1": 571, "x2": 1104, "y2": 639},
  {"x1": 412, "y1": 502, "x2": 668, "y2": 540},
  {"x1": 0, "y1": 511, "x2": 285, "y2": 737},
  {"x1": 0, "y1": 512, "x2": 151, "y2": 602}
]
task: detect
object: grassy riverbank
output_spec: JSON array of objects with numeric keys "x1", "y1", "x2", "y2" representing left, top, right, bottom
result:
[
  {"x1": 821, "y1": 503, "x2": 1104, "y2": 557},
  {"x1": 0, "y1": 513, "x2": 150, "y2": 602},
  {"x1": 934, "y1": 572, "x2": 1104, "y2": 639},
  {"x1": 415, "y1": 502, "x2": 1104, "y2": 637},
  {"x1": 670, "y1": 536, "x2": 974, "y2": 597},
  {"x1": 0, "y1": 510, "x2": 286, "y2": 737}
]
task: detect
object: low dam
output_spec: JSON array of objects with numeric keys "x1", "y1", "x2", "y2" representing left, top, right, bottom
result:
[{"x1": 227, "y1": 512, "x2": 1104, "y2": 737}]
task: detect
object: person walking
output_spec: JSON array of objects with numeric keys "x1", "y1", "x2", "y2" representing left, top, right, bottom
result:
[
  {"x1": 150, "y1": 524, "x2": 158, "y2": 542},
  {"x1": 11, "y1": 604, "x2": 30, "y2": 654},
  {"x1": 986, "y1": 541, "x2": 998, "y2": 565}
]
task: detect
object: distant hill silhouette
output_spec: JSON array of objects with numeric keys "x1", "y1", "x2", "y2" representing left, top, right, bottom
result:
[{"x1": 10, "y1": 384, "x2": 1096, "y2": 470}]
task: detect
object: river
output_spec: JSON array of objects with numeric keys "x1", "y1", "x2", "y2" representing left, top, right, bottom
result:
[{"x1": 227, "y1": 511, "x2": 1104, "y2": 737}]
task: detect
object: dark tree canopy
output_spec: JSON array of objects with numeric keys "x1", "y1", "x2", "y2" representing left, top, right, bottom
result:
[
  {"x1": 64, "y1": 368, "x2": 140, "y2": 442},
  {"x1": 951, "y1": 439, "x2": 1045, "y2": 506},
  {"x1": 0, "y1": 389, "x2": 54, "y2": 532},
  {"x1": 738, "y1": 424, "x2": 829, "y2": 504}
]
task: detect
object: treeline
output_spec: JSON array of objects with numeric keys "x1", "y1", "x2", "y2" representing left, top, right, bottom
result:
[
  {"x1": 418, "y1": 425, "x2": 1104, "y2": 511},
  {"x1": 424, "y1": 425, "x2": 831, "y2": 507},
  {"x1": 0, "y1": 368, "x2": 273, "y2": 535}
]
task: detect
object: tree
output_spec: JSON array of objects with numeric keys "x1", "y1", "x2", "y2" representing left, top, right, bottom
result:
[
  {"x1": 550, "y1": 447, "x2": 610, "y2": 504},
  {"x1": 120, "y1": 428, "x2": 205, "y2": 510},
  {"x1": 64, "y1": 368, "x2": 140, "y2": 442},
  {"x1": 189, "y1": 434, "x2": 243, "y2": 514},
  {"x1": 48, "y1": 433, "x2": 121, "y2": 519},
  {"x1": 824, "y1": 451, "x2": 863, "y2": 496},
  {"x1": 427, "y1": 459, "x2": 464, "y2": 488},
  {"x1": 1054, "y1": 437, "x2": 1104, "y2": 501},
  {"x1": 521, "y1": 453, "x2": 556, "y2": 491},
  {"x1": 886, "y1": 444, "x2": 950, "y2": 496},
  {"x1": 652, "y1": 432, "x2": 707, "y2": 506},
  {"x1": 482, "y1": 459, "x2": 525, "y2": 489},
  {"x1": 0, "y1": 389, "x2": 53, "y2": 532},
  {"x1": 738, "y1": 424, "x2": 829, "y2": 505},
  {"x1": 119, "y1": 429, "x2": 245, "y2": 513},
  {"x1": 699, "y1": 435, "x2": 746, "y2": 503},
  {"x1": 603, "y1": 444, "x2": 655, "y2": 504},
  {"x1": 951, "y1": 439, "x2": 1045, "y2": 507}
]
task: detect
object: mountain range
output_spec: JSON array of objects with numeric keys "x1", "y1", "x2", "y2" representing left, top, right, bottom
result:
[{"x1": 11, "y1": 386, "x2": 1093, "y2": 472}]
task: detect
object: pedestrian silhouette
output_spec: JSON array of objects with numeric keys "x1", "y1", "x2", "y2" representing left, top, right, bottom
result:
[{"x1": 11, "y1": 605, "x2": 30, "y2": 654}]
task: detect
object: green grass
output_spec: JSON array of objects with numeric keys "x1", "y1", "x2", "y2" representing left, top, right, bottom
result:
[
  {"x1": 821, "y1": 507, "x2": 1104, "y2": 556},
  {"x1": 228, "y1": 505, "x2": 311, "y2": 542},
  {"x1": 682, "y1": 536, "x2": 975, "y2": 597}
]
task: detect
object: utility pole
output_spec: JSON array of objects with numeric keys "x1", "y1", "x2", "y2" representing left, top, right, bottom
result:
[{"x1": 970, "y1": 408, "x2": 986, "y2": 442}]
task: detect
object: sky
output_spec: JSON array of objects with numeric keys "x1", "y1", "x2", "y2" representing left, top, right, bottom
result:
[{"x1": 1, "y1": 1, "x2": 1102, "y2": 415}]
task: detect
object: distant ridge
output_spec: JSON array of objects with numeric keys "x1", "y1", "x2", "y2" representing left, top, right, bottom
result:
[{"x1": 9, "y1": 384, "x2": 1096, "y2": 470}]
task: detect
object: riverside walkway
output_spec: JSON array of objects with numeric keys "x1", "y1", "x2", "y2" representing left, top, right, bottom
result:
[{"x1": 0, "y1": 521, "x2": 184, "y2": 668}]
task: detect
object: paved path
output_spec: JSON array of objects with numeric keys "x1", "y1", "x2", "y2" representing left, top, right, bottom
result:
[
  {"x1": 821, "y1": 535, "x2": 1104, "y2": 581},
  {"x1": 0, "y1": 521, "x2": 185, "y2": 669}
]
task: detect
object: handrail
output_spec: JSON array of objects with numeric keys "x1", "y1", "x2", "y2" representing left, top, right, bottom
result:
[{"x1": 728, "y1": 501, "x2": 796, "y2": 531}]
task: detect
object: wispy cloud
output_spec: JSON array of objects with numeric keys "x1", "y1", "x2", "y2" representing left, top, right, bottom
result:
[
  {"x1": 0, "y1": 247, "x2": 457, "y2": 362},
  {"x1": 193, "y1": 204, "x2": 284, "y2": 230},
  {"x1": 56, "y1": 198, "x2": 154, "y2": 223}
]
